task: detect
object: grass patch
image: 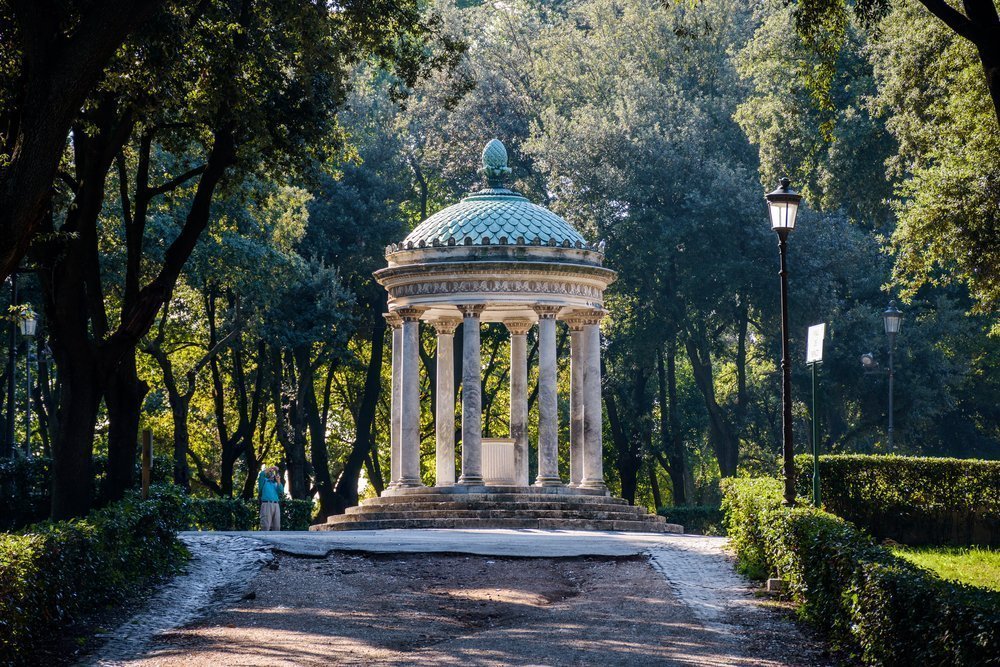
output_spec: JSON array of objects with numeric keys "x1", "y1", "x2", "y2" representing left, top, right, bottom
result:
[{"x1": 892, "y1": 545, "x2": 1000, "y2": 591}]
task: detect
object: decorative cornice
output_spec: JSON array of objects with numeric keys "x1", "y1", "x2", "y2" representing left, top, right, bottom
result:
[
  {"x1": 432, "y1": 318, "x2": 462, "y2": 335},
  {"x1": 504, "y1": 319, "x2": 533, "y2": 336},
  {"x1": 376, "y1": 260, "x2": 615, "y2": 284}
]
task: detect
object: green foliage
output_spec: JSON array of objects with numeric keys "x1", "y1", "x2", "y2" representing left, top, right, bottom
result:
[
  {"x1": 0, "y1": 456, "x2": 173, "y2": 531},
  {"x1": 0, "y1": 486, "x2": 190, "y2": 665},
  {"x1": 657, "y1": 505, "x2": 726, "y2": 536},
  {"x1": 794, "y1": 454, "x2": 1000, "y2": 546},
  {"x1": 721, "y1": 477, "x2": 1000, "y2": 665},
  {"x1": 188, "y1": 498, "x2": 314, "y2": 531}
]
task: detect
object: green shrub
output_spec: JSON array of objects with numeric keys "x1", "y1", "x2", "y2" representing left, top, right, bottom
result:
[
  {"x1": 794, "y1": 454, "x2": 1000, "y2": 546},
  {"x1": 188, "y1": 497, "x2": 314, "y2": 531},
  {"x1": 657, "y1": 505, "x2": 726, "y2": 535},
  {"x1": 0, "y1": 485, "x2": 189, "y2": 664},
  {"x1": 0, "y1": 454, "x2": 174, "y2": 531},
  {"x1": 722, "y1": 477, "x2": 1000, "y2": 665}
]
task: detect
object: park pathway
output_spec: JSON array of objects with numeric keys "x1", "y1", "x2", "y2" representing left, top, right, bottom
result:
[{"x1": 85, "y1": 530, "x2": 831, "y2": 666}]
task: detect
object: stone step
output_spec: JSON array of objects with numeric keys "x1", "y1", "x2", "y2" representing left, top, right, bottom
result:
[
  {"x1": 364, "y1": 493, "x2": 630, "y2": 507},
  {"x1": 380, "y1": 485, "x2": 609, "y2": 497},
  {"x1": 345, "y1": 501, "x2": 651, "y2": 516},
  {"x1": 312, "y1": 517, "x2": 681, "y2": 533},
  {"x1": 334, "y1": 509, "x2": 666, "y2": 523}
]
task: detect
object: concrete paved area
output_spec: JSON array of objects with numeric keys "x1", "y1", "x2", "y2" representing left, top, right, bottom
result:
[
  {"x1": 231, "y1": 528, "x2": 708, "y2": 558},
  {"x1": 86, "y1": 530, "x2": 832, "y2": 666}
]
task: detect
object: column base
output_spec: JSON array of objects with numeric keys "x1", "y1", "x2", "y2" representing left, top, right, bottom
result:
[
  {"x1": 533, "y1": 477, "x2": 563, "y2": 487},
  {"x1": 457, "y1": 475, "x2": 484, "y2": 485},
  {"x1": 395, "y1": 477, "x2": 424, "y2": 488},
  {"x1": 579, "y1": 479, "x2": 607, "y2": 491}
]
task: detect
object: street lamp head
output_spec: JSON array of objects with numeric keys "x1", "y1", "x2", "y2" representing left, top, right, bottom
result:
[
  {"x1": 765, "y1": 177, "x2": 802, "y2": 233},
  {"x1": 860, "y1": 353, "x2": 877, "y2": 369},
  {"x1": 19, "y1": 308, "x2": 37, "y2": 338},
  {"x1": 883, "y1": 300, "x2": 903, "y2": 336}
]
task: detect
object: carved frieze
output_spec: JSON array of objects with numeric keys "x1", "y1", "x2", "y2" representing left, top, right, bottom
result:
[{"x1": 388, "y1": 278, "x2": 603, "y2": 300}]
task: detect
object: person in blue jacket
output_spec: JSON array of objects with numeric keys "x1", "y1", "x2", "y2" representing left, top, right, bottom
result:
[{"x1": 258, "y1": 466, "x2": 284, "y2": 531}]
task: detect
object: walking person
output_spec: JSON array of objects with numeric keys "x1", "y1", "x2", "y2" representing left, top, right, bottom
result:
[{"x1": 258, "y1": 465, "x2": 284, "y2": 531}]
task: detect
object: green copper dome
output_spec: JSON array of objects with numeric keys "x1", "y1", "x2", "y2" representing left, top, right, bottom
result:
[{"x1": 398, "y1": 140, "x2": 590, "y2": 250}]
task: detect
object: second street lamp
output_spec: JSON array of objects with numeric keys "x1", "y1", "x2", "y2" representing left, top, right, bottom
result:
[
  {"x1": 883, "y1": 301, "x2": 903, "y2": 450},
  {"x1": 766, "y1": 177, "x2": 802, "y2": 506}
]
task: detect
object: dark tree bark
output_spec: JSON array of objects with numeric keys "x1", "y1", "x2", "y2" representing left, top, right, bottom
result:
[{"x1": 104, "y1": 352, "x2": 148, "y2": 500}]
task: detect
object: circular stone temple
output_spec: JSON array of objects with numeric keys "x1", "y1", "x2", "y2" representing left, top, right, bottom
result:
[{"x1": 314, "y1": 140, "x2": 679, "y2": 533}]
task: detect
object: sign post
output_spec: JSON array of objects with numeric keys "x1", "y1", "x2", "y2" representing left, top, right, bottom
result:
[{"x1": 805, "y1": 323, "x2": 825, "y2": 507}]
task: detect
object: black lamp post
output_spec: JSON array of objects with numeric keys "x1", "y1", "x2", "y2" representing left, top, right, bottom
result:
[
  {"x1": 766, "y1": 177, "x2": 802, "y2": 507},
  {"x1": 4, "y1": 273, "x2": 16, "y2": 459},
  {"x1": 19, "y1": 308, "x2": 36, "y2": 458},
  {"x1": 883, "y1": 301, "x2": 903, "y2": 450}
]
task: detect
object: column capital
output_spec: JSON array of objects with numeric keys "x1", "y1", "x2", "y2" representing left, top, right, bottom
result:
[
  {"x1": 504, "y1": 319, "x2": 533, "y2": 336},
  {"x1": 533, "y1": 305, "x2": 561, "y2": 320},
  {"x1": 566, "y1": 308, "x2": 606, "y2": 327},
  {"x1": 432, "y1": 317, "x2": 462, "y2": 335},
  {"x1": 458, "y1": 303, "x2": 486, "y2": 318},
  {"x1": 384, "y1": 311, "x2": 403, "y2": 328},
  {"x1": 396, "y1": 307, "x2": 424, "y2": 322}
]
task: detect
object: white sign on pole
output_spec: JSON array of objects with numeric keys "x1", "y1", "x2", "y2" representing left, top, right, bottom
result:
[{"x1": 806, "y1": 323, "x2": 826, "y2": 364}]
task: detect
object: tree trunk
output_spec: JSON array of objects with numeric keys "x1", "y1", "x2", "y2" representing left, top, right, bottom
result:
[
  {"x1": 0, "y1": 0, "x2": 161, "y2": 281},
  {"x1": 685, "y1": 335, "x2": 739, "y2": 477},
  {"x1": 104, "y1": 350, "x2": 148, "y2": 501},
  {"x1": 331, "y1": 298, "x2": 387, "y2": 514},
  {"x1": 295, "y1": 346, "x2": 335, "y2": 517},
  {"x1": 657, "y1": 343, "x2": 687, "y2": 505},
  {"x1": 648, "y1": 461, "x2": 663, "y2": 510},
  {"x1": 49, "y1": 356, "x2": 101, "y2": 519}
]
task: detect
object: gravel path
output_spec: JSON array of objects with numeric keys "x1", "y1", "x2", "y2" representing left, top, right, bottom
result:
[{"x1": 84, "y1": 530, "x2": 832, "y2": 666}]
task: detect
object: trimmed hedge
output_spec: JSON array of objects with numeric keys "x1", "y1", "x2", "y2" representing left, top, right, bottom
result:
[
  {"x1": 722, "y1": 477, "x2": 1000, "y2": 665},
  {"x1": 188, "y1": 497, "x2": 314, "y2": 531},
  {"x1": 657, "y1": 505, "x2": 725, "y2": 535},
  {"x1": 794, "y1": 454, "x2": 1000, "y2": 546},
  {"x1": 0, "y1": 454, "x2": 174, "y2": 531},
  {"x1": 0, "y1": 485, "x2": 189, "y2": 664}
]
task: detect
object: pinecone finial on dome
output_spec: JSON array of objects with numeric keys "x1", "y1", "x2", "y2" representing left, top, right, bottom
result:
[{"x1": 481, "y1": 138, "x2": 511, "y2": 187}]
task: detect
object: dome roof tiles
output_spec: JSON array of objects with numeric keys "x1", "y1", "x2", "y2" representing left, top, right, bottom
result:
[
  {"x1": 395, "y1": 140, "x2": 592, "y2": 252},
  {"x1": 402, "y1": 190, "x2": 587, "y2": 250}
]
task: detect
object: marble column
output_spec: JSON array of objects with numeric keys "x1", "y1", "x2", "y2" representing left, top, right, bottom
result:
[
  {"x1": 581, "y1": 309, "x2": 607, "y2": 491},
  {"x1": 385, "y1": 312, "x2": 403, "y2": 488},
  {"x1": 567, "y1": 319, "x2": 586, "y2": 486},
  {"x1": 534, "y1": 306, "x2": 562, "y2": 486},
  {"x1": 433, "y1": 318, "x2": 461, "y2": 486},
  {"x1": 505, "y1": 319, "x2": 532, "y2": 487},
  {"x1": 458, "y1": 304, "x2": 485, "y2": 485},
  {"x1": 397, "y1": 308, "x2": 423, "y2": 487}
]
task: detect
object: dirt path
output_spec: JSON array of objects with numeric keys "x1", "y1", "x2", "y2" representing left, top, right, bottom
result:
[{"x1": 109, "y1": 548, "x2": 832, "y2": 666}]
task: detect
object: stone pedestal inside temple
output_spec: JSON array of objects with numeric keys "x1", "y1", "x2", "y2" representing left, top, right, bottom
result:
[{"x1": 312, "y1": 139, "x2": 679, "y2": 535}]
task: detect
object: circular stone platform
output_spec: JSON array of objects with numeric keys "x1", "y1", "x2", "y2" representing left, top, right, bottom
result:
[{"x1": 312, "y1": 487, "x2": 681, "y2": 533}]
